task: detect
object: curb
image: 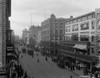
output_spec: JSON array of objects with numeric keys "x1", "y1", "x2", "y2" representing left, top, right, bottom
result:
[{"x1": 65, "y1": 67, "x2": 82, "y2": 76}]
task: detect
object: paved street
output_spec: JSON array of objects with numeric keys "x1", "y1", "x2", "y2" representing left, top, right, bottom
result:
[{"x1": 19, "y1": 52, "x2": 81, "y2": 78}]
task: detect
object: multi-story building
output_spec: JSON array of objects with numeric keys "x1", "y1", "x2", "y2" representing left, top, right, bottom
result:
[
  {"x1": 22, "y1": 29, "x2": 29, "y2": 44},
  {"x1": 0, "y1": 0, "x2": 11, "y2": 77},
  {"x1": 65, "y1": 12, "x2": 95, "y2": 42},
  {"x1": 41, "y1": 14, "x2": 69, "y2": 55},
  {"x1": 41, "y1": 14, "x2": 69, "y2": 43},
  {"x1": 29, "y1": 25, "x2": 41, "y2": 42},
  {"x1": 37, "y1": 31, "x2": 42, "y2": 43},
  {"x1": 65, "y1": 11, "x2": 97, "y2": 56}
]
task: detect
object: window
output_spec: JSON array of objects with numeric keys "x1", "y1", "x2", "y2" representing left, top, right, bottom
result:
[
  {"x1": 65, "y1": 34, "x2": 71, "y2": 41},
  {"x1": 91, "y1": 47, "x2": 94, "y2": 53},
  {"x1": 66, "y1": 26, "x2": 70, "y2": 32},
  {"x1": 60, "y1": 23, "x2": 63, "y2": 25},
  {"x1": 78, "y1": 18, "x2": 81, "y2": 22},
  {"x1": 72, "y1": 24, "x2": 78, "y2": 31},
  {"x1": 72, "y1": 33, "x2": 78, "y2": 41},
  {"x1": 55, "y1": 36, "x2": 58, "y2": 40},
  {"x1": 60, "y1": 36, "x2": 63, "y2": 40},
  {"x1": 91, "y1": 20, "x2": 95, "y2": 29},
  {"x1": 80, "y1": 35, "x2": 89, "y2": 41},
  {"x1": 60, "y1": 30, "x2": 63, "y2": 34},
  {"x1": 88, "y1": 15, "x2": 92, "y2": 19},
  {"x1": 82, "y1": 16, "x2": 87, "y2": 21},
  {"x1": 55, "y1": 30, "x2": 58, "y2": 34},
  {"x1": 80, "y1": 22, "x2": 89, "y2": 30},
  {"x1": 97, "y1": 20, "x2": 100, "y2": 29},
  {"x1": 51, "y1": 36, "x2": 54, "y2": 40},
  {"x1": 73, "y1": 19, "x2": 77, "y2": 23}
]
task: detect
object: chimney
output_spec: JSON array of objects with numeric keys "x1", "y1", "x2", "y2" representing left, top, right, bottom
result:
[{"x1": 70, "y1": 16, "x2": 73, "y2": 19}]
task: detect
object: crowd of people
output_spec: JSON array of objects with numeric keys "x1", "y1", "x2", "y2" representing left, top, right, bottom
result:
[{"x1": 7, "y1": 60, "x2": 29, "y2": 78}]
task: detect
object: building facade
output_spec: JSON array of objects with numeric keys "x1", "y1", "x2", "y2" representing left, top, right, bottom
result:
[
  {"x1": 41, "y1": 14, "x2": 68, "y2": 43},
  {"x1": 29, "y1": 25, "x2": 41, "y2": 42},
  {"x1": 37, "y1": 31, "x2": 42, "y2": 43},
  {"x1": 22, "y1": 29, "x2": 29, "y2": 44},
  {"x1": 0, "y1": 0, "x2": 11, "y2": 77},
  {"x1": 65, "y1": 12, "x2": 96, "y2": 56}
]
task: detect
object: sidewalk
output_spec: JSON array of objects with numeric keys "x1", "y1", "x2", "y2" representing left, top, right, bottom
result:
[
  {"x1": 71, "y1": 69, "x2": 83, "y2": 76},
  {"x1": 46, "y1": 55, "x2": 84, "y2": 77}
]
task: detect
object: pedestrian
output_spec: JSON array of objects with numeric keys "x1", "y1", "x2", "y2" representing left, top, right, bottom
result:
[
  {"x1": 37, "y1": 58, "x2": 39, "y2": 62},
  {"x1": 70, "y1": 75, "x2": 72, "y2": 78},
  {"x1": 37, "y1": 53, "x2": 38, "y2": 56},
  {"x1": 45, "y1": 57, "x2": 48, "y2": 61},
  {"x1": 24, "y1": 72, "x2": 28, "y2": 78}
]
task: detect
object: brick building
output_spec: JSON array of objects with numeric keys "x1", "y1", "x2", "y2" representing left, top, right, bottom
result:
[
  {"x1": 41, "y1": 14, "x2": 69, "y2": 44},
  {"x1": 29, "y1": 25, "x2": 41, "y2": 42},
  {"x1": 22, "y1": 29, "x2": 29, "y2": 44}
]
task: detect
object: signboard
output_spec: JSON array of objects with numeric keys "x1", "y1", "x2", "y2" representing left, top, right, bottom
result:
[{"x1": 6, "y1": 44, "x2": 14, "y2": 55}]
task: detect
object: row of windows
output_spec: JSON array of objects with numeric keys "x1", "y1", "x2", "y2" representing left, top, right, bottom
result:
[
  {"x1": 66, "y1": 13, "x2": 95, "y2": 25},
  {"x1": 66, "y1": 20, "x2": 95, "y2": 32},
  {"x1": 51, "y1": 30, "x2": 63, "y2": 34},
  {"x1": 51, "y1": 36, "x2": 64, "y2": 40},
  {"x1": 65, "y1": 35, "x2": 95, "y2": 42}
]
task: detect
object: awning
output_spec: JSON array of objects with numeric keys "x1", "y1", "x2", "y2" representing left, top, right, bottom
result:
[
  {"x1": 96, "y1": 56, "x2": 100, "y2": 68},
  {"x1": 96, "y1": 63, "x2": 100, "y2": 68},
  {"x1": 73, "y1": 44, "x2": 87, "y2": 50}
]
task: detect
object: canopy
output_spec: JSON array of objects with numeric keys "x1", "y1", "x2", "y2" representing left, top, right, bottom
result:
[
  {"x1": 96, "y1": 56, "x2": 100, "y2": 68},
  {"x1": 96, "y1": 63, "x2": 100, "y2": 68},
  {"x1": 73, "y1": 44, "x2": 87, "y2": 50}
]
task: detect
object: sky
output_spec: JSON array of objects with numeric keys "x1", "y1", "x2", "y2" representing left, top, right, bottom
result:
[{"x1": 10, "y1": 0, "x2": 100, "y2": 37}]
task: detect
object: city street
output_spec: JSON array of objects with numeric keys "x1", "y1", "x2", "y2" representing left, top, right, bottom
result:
[{"x1": 19, "y1": 52, "x2": 80, "y2": 78}]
